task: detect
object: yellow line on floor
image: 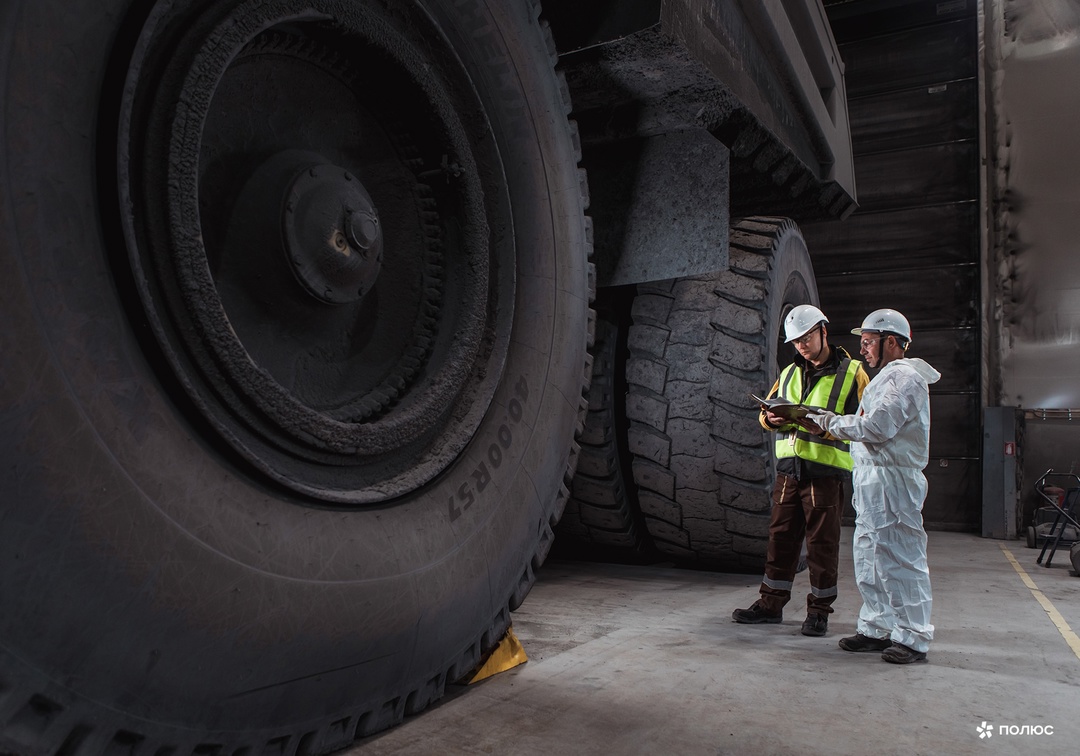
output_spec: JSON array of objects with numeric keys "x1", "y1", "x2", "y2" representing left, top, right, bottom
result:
[{"x1": 1000, "y1": 543, "x2": 1080, "y2": 661}]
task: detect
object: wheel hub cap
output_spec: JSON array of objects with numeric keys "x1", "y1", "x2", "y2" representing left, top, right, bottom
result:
[{"x1": 283, "y1": 165, "x2": 383, "y2": 305}]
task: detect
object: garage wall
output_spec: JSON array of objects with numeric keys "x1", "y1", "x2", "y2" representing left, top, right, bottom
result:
[
  {"x1": 804, "y1": 0, "x2": 1080, "y2": 533},
  {"x1": 985, "y1": 0, "x2": 1080, "y2": 521},
  {"x1": 803, "y1": 0, "x2": 982, "y2": 531}
]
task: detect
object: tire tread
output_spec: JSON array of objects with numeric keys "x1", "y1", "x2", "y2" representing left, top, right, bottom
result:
[{"x1": 625, "y1": 217, "x2": 815, "y2": 571}]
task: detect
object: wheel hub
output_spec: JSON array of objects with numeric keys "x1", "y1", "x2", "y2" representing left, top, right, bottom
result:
[
  {"x1": 283, "y1": 165, "x2": 383, "y2": 305},
  {"x1": 117, "y1": 1, "x2": 510, "y2": 503}
]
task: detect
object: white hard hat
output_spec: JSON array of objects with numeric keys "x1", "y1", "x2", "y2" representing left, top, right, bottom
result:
[
  {"x1": 851, "y1": 308, "x2": 912, "y2": 342},
  {"x1": 783, "y1": 304, "x2": 828, "y2": 343}
]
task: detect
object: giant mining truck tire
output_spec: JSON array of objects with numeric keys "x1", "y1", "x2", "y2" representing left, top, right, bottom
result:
[
  {"x1": 624, "y1": 217, "x2": 818, "y2": 572},
  {"x1": 557, "y1": 303, "x2": 655, "y2": 562},
  {"x1": 0, "y1": 0, "x2": 592, "y2": 753}
]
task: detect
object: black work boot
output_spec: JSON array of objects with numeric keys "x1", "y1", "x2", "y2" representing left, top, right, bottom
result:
[
  {"x1": 732, "y1": 602, "x2": 782, "y2": 624},
  {"x1": 838, "y1": 633, "x2": 892, "y2": 652},
  {"x1": 881, "y1": 642, "x2": 928, "y2": 664},
  {"x1": 801, "y1": 613, "x2": 828, "y2": 637}
]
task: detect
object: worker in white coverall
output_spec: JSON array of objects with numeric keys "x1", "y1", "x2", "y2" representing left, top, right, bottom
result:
[{"x1": 801, "y1": 309, "x2": 940, "y2": 665}]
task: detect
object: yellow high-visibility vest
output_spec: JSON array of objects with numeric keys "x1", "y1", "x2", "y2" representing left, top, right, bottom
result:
[{"x1": 773, "y1": 357, "x2": 862, "y2": 471}]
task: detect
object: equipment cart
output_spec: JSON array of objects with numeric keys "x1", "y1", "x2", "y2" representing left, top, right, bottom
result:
[{"x1": 1030, "y1": 469, "x2": 1080, "y2": 569}]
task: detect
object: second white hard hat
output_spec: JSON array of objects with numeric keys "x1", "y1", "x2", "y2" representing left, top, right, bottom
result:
[
  {"x1": 783, "y1": 304, "x2": 828, "y2": 343},
  {"x1": 851, "y1": 308, "x2": 912, "y2": 342}
]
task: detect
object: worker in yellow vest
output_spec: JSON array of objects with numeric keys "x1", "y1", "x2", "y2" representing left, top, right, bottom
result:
[{"x1": 733, "y1": 304, "x2": 869, "y2": 637}]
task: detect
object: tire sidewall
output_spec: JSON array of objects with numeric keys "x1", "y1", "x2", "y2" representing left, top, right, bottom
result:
[{"x1": 768, "y1": 224, "x2": 819, "y2": 388}]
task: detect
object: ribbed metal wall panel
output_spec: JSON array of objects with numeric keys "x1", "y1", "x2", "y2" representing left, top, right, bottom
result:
[{"x1": 805, "y1": 0, "x2": 981, "y2": 530}]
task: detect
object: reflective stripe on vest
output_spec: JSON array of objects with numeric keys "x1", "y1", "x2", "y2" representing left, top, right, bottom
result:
[{"x1": 773, "y1": 357, "x2": 861, "y2": 471}]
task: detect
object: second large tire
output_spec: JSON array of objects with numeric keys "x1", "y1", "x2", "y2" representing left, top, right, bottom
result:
[
  {"x1": 557, "y1": 301, "x2": 654, "y2": 561},
  {"x1": 624, "y1": 217, "x2": 818, "y2": 571}
]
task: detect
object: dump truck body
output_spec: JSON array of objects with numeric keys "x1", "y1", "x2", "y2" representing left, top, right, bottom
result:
[{"x1": 547, "y1": 0, "x2": 855, "y2": 285}]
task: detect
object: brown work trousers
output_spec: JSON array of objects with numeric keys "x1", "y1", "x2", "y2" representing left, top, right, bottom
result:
[{"x1": 756, "y1": 473, "x2": 843, "y2": 616}]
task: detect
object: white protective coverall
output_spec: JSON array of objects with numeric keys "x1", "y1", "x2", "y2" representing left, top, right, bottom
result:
[{"x1": 808, "y1": 357, "x2": 941, "y2": 652}]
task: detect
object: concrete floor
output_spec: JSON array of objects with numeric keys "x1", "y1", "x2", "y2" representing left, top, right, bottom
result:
[{"x1": 347, "y1": 530, "x2": 1080, "y2": 755}]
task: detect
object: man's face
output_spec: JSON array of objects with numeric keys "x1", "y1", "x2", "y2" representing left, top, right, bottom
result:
[
  {"x1": 860, "y1": 331, "x2": 884, "y2": 368},
  {"x1": 792, "y1": 325, "x2": 824, "y2": 363}
]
